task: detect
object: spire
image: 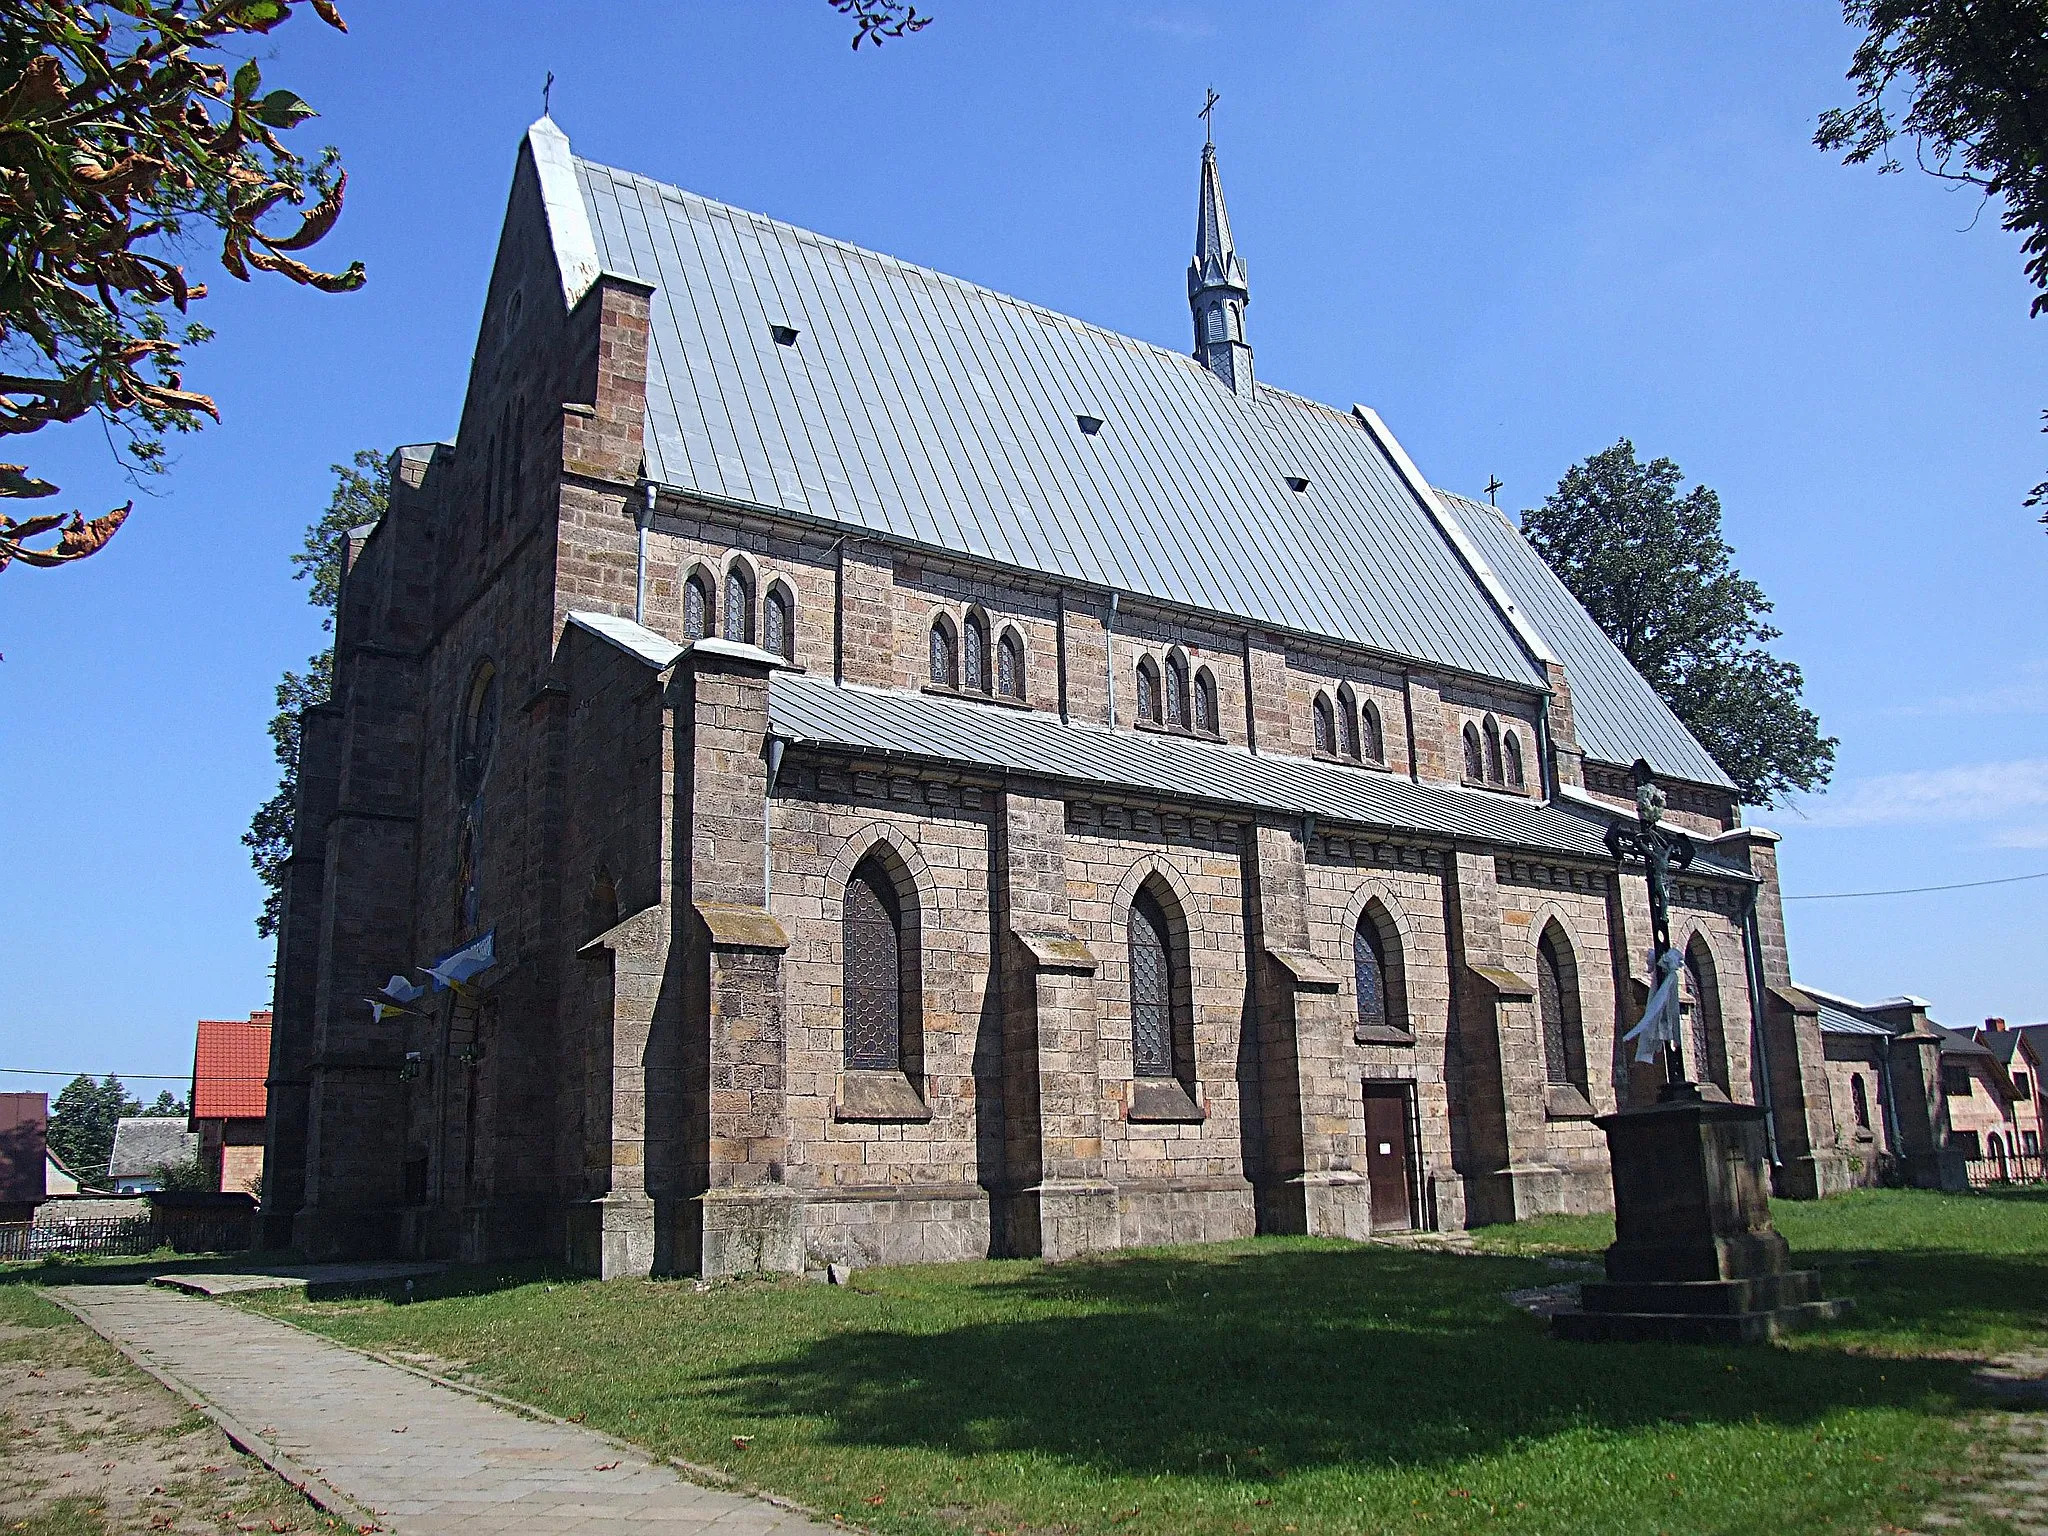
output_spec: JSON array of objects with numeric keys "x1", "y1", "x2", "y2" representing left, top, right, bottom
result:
[{"x1": 1188, "y1": 137, "x2": 1252, "y2": 395}]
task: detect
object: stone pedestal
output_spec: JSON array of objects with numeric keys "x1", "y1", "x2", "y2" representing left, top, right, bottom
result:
[{"x1": 1551, "y1": 1099, "x2": 1850, "y2": 1345}]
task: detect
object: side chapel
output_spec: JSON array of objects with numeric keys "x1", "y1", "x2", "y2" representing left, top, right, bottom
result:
[{"x1": 264, "y1": 119, "x2": 1862, "y2": 1273}]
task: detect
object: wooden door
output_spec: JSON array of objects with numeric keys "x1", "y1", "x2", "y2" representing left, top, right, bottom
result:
[{"x1": 1362, "y1": 1082, "x2": 1415, "y2": 1231}]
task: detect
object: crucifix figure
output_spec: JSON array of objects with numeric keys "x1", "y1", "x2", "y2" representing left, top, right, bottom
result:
[
  {"x1": 1199, "y1": 86, "x2": 1220, "y2": 144},
  {"x1": 1484, "y1": 474, "x2": 1504, "y2": 507},
  {"x1": 1606, "y1": 757, "x2": 1699, "y2": 1099}
]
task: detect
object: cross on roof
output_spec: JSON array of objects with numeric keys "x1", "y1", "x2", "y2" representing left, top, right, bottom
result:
[
  {"x1": 543, "y1": 71, "x2": 555, "y2": 116},
  {"x1": 1199, "y1": 87, "x2": 1220, "y2": 144},
  {"x1": 1484, "y1": 475, "x2": 1504, "y2": 507}
]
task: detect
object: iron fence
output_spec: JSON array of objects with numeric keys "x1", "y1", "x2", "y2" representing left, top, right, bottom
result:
[
  {"x1": 1963, "y1": 1151, "x2": 2047, "y2": 1189},
  {"x1": 0, "y1": 1215, "x2": 154, "y2": 1260}
]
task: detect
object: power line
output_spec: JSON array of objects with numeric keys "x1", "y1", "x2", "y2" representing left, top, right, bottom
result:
[
  {"x1": 1784, "y1": 869, "x2": 2048, "y2": 901},
  {"x1": 0, "y1": 1067, "x2": 217, "y2": 1082}
]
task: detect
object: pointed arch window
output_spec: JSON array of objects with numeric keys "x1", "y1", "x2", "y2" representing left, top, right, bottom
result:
[
  {"x1": 1136, "y1": 658, "x2": 1161, "y2": 724},
  {"x1": 1462, "y1": 722, "x2": 1484, "y2": 781},
  {"x1": 1503, "y1": 730, "x2": 1524, "y2": 790},
  {"x1": 1355, "y1": 916, "x2": 1388, "y2": 1033},
  {"x1": 723, "y1": 566, "x2": 754, "y2": 644},
  {"x1": 1165, "y1": 653, "x2": 1190, "y2": 728},
  {"x1": 1313, "y1": 693, "x2": 1336, "y2": 755},
  {"x1": 1194, "y1": 669, "x2": 1218, "y2": 735},
  {"x1": 1362, "y1": 700, "x2": 1385, "y2": 765},
  {"x1": 963, "y1": 612, "x2": 989, "y2": 693},
  {"x1": 1337, "y1": 685, "x2": 1360, "y2": 759},
  {"x1": 1483, "y1": 715, "x2": 1503, "y2": 784},
  {"x1": 844, "y1": 858, "x2": 905, "y2": 1072},
  {"x1": 1851, "y1": 1073, "x2": 1871, "y2": 1131},
  {"x1": 1537, "y1": 923, "x2": 1587, "y2": 1092},
  {"x1": 764, "y1": 585, "x2": 794, "y2": 662},
  {"x1": 1683, "y1": 937, "x2": 1730, "y2": 1093},
  {"x1": 929, "y1": 617, "x2": 957, "y2": 688},
  {"x1": 684, "y1": 571, "x2": 712, "y2": 643},
  {"x1": 996, "y1": 629, "x2": 1025, "y2": 700},
  {"x1": 1128, "y1": 886, "x2": 1180, "y2": 1079}
]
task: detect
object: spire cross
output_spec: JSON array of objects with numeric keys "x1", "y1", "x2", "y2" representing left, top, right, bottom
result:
[
  {"x1": 543, "y1": 70, "x2": 555, "y2": 116},
  {"x1": 1199, "y1": 86, "x2": 1220, "y2": 144},
  {"x1": 1484, "y1": 474, "x2": 1503, "y2": 506}
]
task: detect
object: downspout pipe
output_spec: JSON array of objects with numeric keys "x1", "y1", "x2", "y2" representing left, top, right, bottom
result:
[
  {"x1": 763, "y1": 735, "x2": 786, "y2": 906},
  {"x1": 1535, "y1": 697, "x2": 1556, "y2": 802},
  {"x1": 634, "y1": 481, "x2": 654, "y2": 625},
  {"x1": 1106, "y1": 591, "x2": 1119, "y2": 728},
  {"x1": 1740, "y1": 881, "x2": 1783, "y2": 1167}
]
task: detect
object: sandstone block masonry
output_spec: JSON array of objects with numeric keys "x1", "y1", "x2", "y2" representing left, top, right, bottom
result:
[{"x1": 263, "y1": 118, "x2": 1856, "y2": 1272}]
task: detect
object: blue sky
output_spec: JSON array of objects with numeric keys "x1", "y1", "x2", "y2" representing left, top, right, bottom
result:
[{"x1": 3, "y1": 1, "x2": 2045, "y2": 1091}]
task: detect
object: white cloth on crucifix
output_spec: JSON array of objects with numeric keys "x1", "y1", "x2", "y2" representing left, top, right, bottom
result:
[{"x1": 1624, "y1": 946, "x2": 1684, "y2": 1065}]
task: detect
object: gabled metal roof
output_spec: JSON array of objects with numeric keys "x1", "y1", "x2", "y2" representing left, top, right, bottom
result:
[
  {"x1": 1438, "y1": 491, "x2": 1734, "y2": 790},
  {"x1": 568, "y1": 150, "x2": 1546, "y2": 689},
  {"x1": 768, "y1": 671, "x2": 1754, "y2": 875}
]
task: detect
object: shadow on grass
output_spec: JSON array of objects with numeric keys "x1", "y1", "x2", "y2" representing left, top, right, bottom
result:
[{"x1": 691, "y1": 1242, "x2": 1996, "y2": 1481}]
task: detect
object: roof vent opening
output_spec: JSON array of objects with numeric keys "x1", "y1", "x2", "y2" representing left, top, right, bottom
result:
[
  {"x1": 769, "y1": 324, "x2": 799, "y2": 347},
  {"x1": 1285, "y1": 475, "x2": 1310, "y2": 493},
  {"x1": 1076, "y1": 414, "x2": 1104, "y2": 436}
]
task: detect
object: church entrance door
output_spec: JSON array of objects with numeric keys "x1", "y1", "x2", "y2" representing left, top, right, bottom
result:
[{"x1": 1362, "y1": 1081, "x2": 1416, "y2": 1231}]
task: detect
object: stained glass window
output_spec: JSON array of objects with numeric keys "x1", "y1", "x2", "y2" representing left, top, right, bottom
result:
[
  {"x1": 997, "y1": 632, "x2": 1023, "y2": 699},
  {"x1": 1313, "y1": 695, "x2": 1335, "y2": 754},
  {"x1": 1136, "y1": 662, "x2": 1157, "y2": 723},
  {"x1": 764, "y1": 587, "x2": 792, "y2": 661},
  {"x1": 1484, "y1": 717, "x2": 1503, "y2": 784},
  {"x1": 1463, "y1": 723, "x2": 1484, "y2": 781},
  {"x1": 1503, "y1": 731, "x2": 1523, "y2": 788},
  {"x1": 1354, "y1": 916, "x2": 1388, "y2": 1033},
  {"x1": 684, "y1": 574, "x2": 711, "y2": 641},
  {"x1": 724, "y1": 568, "x2": 753, "y2": 644},
  {"x1": 1129, "y1": 887, "x2": 1175, "y2": 1078},
  {"x1": 844, "y1": 860, "x2": 902, "y2": 1072},
  {"x1": 930, "y1": 621, "x2": 955, "y2": 687},
  {"x1": 1194, "y1": 671, "x2": 1217, "y2": 734},
  {"x1": 1166, "y1": 655, "x2": 1189, "y2": 727},
  {"x1": 964, "y1": 615, "x2": 987, "y2": 692},
  {"x1": 1362, "y1": 701, "x2": 1384, "y2": 764},
  {"x1": 1537, "y1": 926, "x2": 1579, "y2": 1088}
]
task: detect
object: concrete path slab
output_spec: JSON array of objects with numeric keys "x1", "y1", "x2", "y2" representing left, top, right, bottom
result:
[
  {"x1": 151, "y1": 1260, "x2": 448, "y2": 1296},
  {"x1": 49, "y1": 1283, "x2": 841, "y2": 1535}
]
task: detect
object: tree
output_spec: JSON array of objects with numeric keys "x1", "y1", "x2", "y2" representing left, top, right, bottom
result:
[
  {"x1": 47, "y1": 1073, "x2": 139, "y2": 1184},
  {"x1": 147, "y1": 1088, "x2": 187, "y2": 1116},
  {"x1": 153, "y1": 1155, "x2": 211, "y2": 1191},
  {"x1": 245, "y1": 448, "x2": 383, "y2": 936},
  {"x1": 829, "y1": 0, "x2": 930, "y2": 48},
  {"x1": 1521, "y1": 440, "x2": 1838, "y2": 807},
  {"x1": 0, "y1": 1, "x2": 364, "y2": 575},
  {"x1": 1816, "y1": 2, "x2": 2048, "y2": 517}
]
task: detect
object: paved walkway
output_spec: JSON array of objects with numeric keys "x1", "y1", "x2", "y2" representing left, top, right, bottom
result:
[{"x1": 50, "y1": 1284, "x2": 839, "y2": 1536}]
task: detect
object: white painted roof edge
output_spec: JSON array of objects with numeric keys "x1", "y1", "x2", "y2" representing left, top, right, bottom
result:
[
  {"x1": 566, "y1": 611, "x2": 684, "y2": 669},
  {"x1": 1869, "y1": 994, "x2": 1935, "y2": 1010},
  {"x1": 527, "y1": 117, "x2": 603, "y2": 309},
  {"x1": 1351, "y1": 406, "x2": 1560, "y2": 669}
]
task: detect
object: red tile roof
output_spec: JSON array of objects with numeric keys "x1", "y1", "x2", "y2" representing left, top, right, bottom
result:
[{"x1": 192, "y1": 1014, "x2": 271, "y2": 1120}]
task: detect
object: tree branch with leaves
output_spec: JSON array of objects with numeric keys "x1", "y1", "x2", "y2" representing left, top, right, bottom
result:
[{"x1": 0, "y1": 0, "x2": 364, "y2": 574}]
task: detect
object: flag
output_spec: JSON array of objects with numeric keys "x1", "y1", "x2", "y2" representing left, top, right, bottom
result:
[
  {"x1": 1623, "y1": 947, "x2": 1684, "y2": 1065},
  {"x1": 424, "y1": 929, "x2": 496, "y2": 991},
  {"x1": 365, "y1": 998, "x2": 423, "y2": 1023},
  {"x1": 381, "y1": 974, "x2": 425, "y2": 1005}
]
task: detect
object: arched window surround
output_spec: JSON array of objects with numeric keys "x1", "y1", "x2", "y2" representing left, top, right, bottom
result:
[
  {"x1": 1361, "y1": 699, "x2": 1386, "y2": 766},
  {"x1": 763, "y1": 579, "x2": 796, "y2": 662},
  {"x1": 1165, "y1": 649, "x2": 1191, "y2": 729},
  {"x1": 1682, "y1": 933, "x2": 1732, "y2": 1097},
  {"x1": 1336, "y1": 682, "x2": 1361, "y2": 759},
  {"x1": 682, "y1": 566, "x2": 715, "y2": 643},
  {"x1": 963, "y1": 607, "x2": 992, "y2": 694},
  {"x1": 1313, "y1": 692, "x2": 1336, "y2": 756},
  {"x1": 1193, "y1": 667, "x2": 1219, "y2": 737},
  {"x1": 1114, "y1": 860, "x2": 1205, "y2": 1123},
  {"x1": 1483, "y1": 714, "x2": 1504, "y2": 785},
  {"x1": 928, "y1": 613, "x2": 959, "y2": 689},
  {"x1": 1850, "y1": 1072, "x2": 1871, "y2": 1133},
  {"x1": 1136, "y1": 656, "x2": 1163, "y2": 725},
  {"x1": 722, "y1": 555, "x2": 756, "y2": 645},
  {"x1": 828, "y1": 831, "x2": 932, "y2": 1124},
  {"x1": 1535, "y1": 919, "x2": 1593, "y2": 1114},
  {"x1": 996, "y1": 626, "x2": 1026, "y2": 701},
  {"x1": 1462, "y1": 722, "x2": 1484, "y2": 782},
  {"x1": 1349, "y1": 893, "x2": 1412, "y2": 1044}
]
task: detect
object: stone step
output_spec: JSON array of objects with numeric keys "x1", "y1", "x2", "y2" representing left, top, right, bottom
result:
[
  {"x1": 1578, "y1": 1270, "x2": 1826, "y2": 1317},
  {"x1": 1550, "y1": 1297, "x2": 1853, "y2": 1346}
]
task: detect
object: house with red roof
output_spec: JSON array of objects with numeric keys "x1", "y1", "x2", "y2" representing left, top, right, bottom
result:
[{"x1": 190, "y1": 1011, "x2": 271, "y2": 1196}]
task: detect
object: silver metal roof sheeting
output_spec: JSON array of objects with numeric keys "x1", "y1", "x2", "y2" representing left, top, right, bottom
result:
[
  {"x1": 572, "y1": 158, "x2": 1545, "y2": 689},
  {"x1": 1441, "y1": 491, "x2": 1734, "y2": 789},
  {"x1": 769, "y1": 671, "x2": 1753, "y2": 876},
  {"x1": 1810, "y1": 996, "x2": 1896, "y2": 1037}
]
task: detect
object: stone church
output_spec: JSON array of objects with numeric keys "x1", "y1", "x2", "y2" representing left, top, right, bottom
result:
[{"x1": 263, "y1": 118, "x2": 1856, "y2": 1274}]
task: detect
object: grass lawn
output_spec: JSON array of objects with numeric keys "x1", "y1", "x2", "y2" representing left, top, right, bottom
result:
[{"x1": 231, "y1": 1189, "x2": 2047, "y2": 1536}]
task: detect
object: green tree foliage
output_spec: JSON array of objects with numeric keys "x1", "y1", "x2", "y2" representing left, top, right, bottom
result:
[
  {"x1": 146, "y1": 1088, "x2": 187, "y2": 1116},
  {"x1": 153, "y1": 1155, "x2": 211, "y2": 1191},
  {"x1": 0, "y1": 0, "x2": 364, "y2": 574},
  {"x1": 1817, "y1": 2, "x2": 2048, "y2": 517},
  {"x1": 245, "y1": 448, "x2": 384, "y2": 937},
  {"x1": 48, "y1": 1073, "x2": 139, "y2": 1183},
  {"x1": 1521, "y1": 440, "x2": 1837, "y2": 807}
]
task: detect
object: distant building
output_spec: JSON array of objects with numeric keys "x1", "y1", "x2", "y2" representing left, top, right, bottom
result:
[
  {"x1": 0, "y1": 1093, "x2": 49, "y2": 1223},
  {"x1": 107, "y1": 1117, "x2": 199, "y2": 1195},
  {"x1": 191, "y1": 1011, "x2": 272, "y2": 1196},
  {"x1": 1946, "y1": 1019, "x2": 2033, "y2": 1170},
  {"x1": 44, "y1": 1146, "x2": 82, "y2": 1199}
]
